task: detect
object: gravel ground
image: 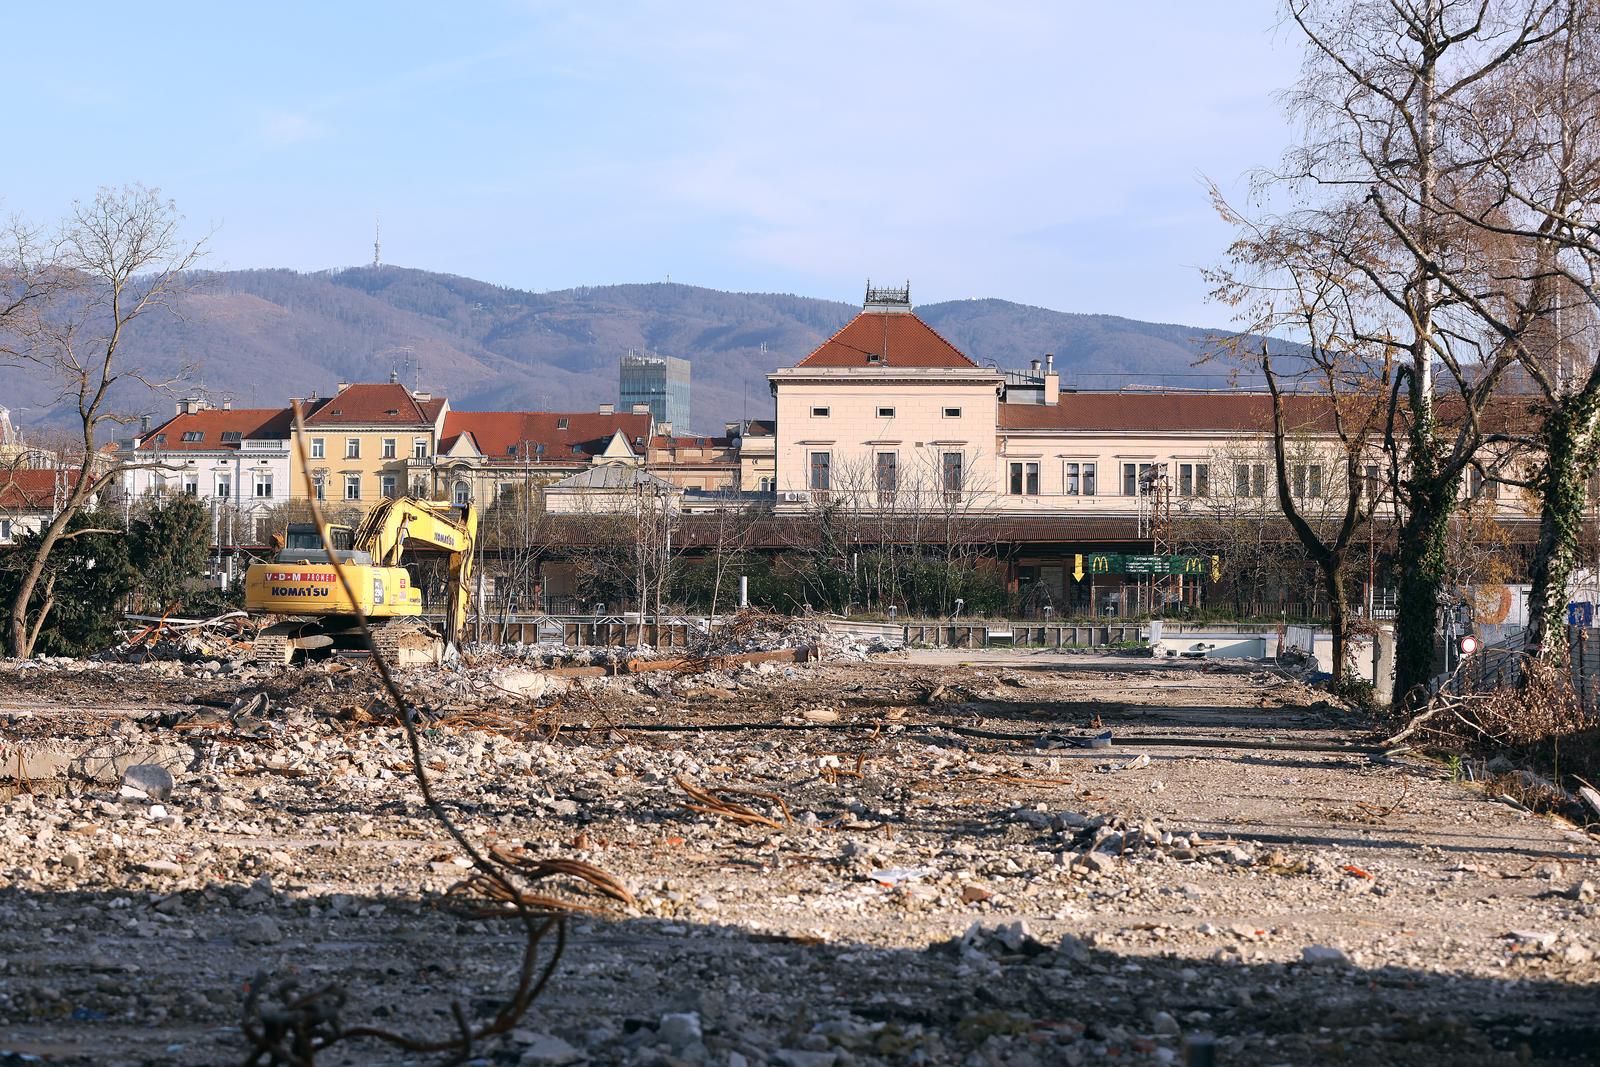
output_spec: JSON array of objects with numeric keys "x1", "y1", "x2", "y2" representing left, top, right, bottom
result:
[{"x1": 1, "y1": 648, "x2": 1597, "y2": 1066}]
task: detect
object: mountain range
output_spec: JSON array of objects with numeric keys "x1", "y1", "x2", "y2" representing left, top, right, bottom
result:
[{"x1": 7, "y1": 267, "x2": 1264, "y2": 434}]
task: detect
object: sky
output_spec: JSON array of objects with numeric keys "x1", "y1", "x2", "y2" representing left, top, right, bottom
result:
[{"x1": 4, "y1": 1, "x2": 1304, "y2": 328}]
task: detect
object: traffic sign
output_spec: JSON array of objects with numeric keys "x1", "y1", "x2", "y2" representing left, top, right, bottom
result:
[{"x1": 1569, "y1": 601, "x2": 1594, "y2": 627}]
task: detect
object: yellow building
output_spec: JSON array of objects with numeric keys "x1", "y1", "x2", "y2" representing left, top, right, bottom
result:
[{"x1": 291, "y1": 382, "x2": 448, "y2": 506}]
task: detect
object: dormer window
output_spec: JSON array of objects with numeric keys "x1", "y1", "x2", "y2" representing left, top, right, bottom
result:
[
  {"x1": 181, "y1": 431, "x2": 203, "y2": 442},
  {"x1": 385, "y1": 408, "x2": 400, "y2": 416},
  {"x1": 534, "y1": 443, "x2": 545, "y2": 455},
  {"x1": 155, "y1": 434, "x2": 167, "y2": 444},
  {"x1": 221, "y1": 431, "x2": 242, "y2": 443},
  {"x1": 867, "y1": 353, "x2": 883, "y2": 364},
  {"x1": 571, "y1": 444, "x2": 584, "y2": 455},
  {"x1": 506, "y1": 445, "x2": 518, "y2": 456},
  {"x1": 556, "y1": 418, "x2": 569, "y2": 430}
]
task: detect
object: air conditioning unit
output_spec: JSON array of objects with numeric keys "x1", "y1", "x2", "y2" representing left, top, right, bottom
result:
[{"x1": 779, "y1": 491, "x2": 809, "y2": 503}]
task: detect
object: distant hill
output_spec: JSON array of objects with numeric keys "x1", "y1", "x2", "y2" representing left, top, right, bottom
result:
[{"x1": 7, "y1": 267, "x2": 1267, "y2": 434}]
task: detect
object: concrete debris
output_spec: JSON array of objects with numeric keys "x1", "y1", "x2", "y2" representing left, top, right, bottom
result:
[
  {"x1": 121, "y1": 763, "x2": 175, "y2": 802},
  {"x1": 0, "y1": 649, "x2": 1594, "y2": 1065}
]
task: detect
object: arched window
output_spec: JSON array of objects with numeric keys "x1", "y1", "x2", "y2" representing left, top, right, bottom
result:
[{"x1": 453, "y1": 480, "x2": 472, "y2": 506}]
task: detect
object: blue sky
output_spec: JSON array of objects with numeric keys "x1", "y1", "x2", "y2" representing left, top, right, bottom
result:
[{"x1": 5, "y1": 1, "x2": 1301, "y2": 327}]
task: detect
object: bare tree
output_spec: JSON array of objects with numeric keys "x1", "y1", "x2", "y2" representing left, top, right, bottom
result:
[
  {"x1": 1253, "y1": 0, "x2": 1560, "y2": 704},
  {"x1": 0, "y1": 186, "x2": 206, "y2": 656},
  {"x1": 1209, "y1": 207, "x2": 1392, "y2": 683}
]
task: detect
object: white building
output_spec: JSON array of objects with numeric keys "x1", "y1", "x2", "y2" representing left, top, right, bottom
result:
[{"x1": 122, "y1": 398, "x2": 294, "y2": 539}]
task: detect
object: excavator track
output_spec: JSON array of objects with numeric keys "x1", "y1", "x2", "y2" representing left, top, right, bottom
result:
[{"x1": 368, "y1": 619, "x2": 442, "y2": 667}]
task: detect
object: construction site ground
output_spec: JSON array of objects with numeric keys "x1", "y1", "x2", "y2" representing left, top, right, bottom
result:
[{"x1": 1, "y1": 648, "x2": 1598, "y2": 1066}]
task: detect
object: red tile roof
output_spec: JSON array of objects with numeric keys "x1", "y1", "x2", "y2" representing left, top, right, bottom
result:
[
  {"x1": 441, "y1": 411, "x2": 651, "y2": 462},
  {"x1": 651, "y1": 434, "x2": 733, "y2": 449},
  {"x1": 303, "y1": 384, "x2": 443, "y2": 426},
  {"x1": 0, "y1": 468, "x2": 81, "y2": 509},
  {"x1": 796, "y1": 310, "x2": 978, "y2": 369},
  {"x1": 137, "y1": 408, "x2": 293, "y2": 451},
  {"x1": 998, "y1": 392, "x2": 1348, "y2": 434}
]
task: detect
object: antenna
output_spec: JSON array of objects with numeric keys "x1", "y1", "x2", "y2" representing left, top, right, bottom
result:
[{"x1": 373, "y1": 214, "x2": 381, "y2": 268}]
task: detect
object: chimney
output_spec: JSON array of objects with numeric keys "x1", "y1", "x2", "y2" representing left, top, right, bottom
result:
[
  {"x1": 1045, "y1": 353, "x2": 1054, "y2": 374},
  {"x1": 631, "y1": 403, "x2": 651, "y2": 415},
  {"x1": 1044, "y1": 352, "x2": 1060, "y2": 406},
  {"x1": 222, "y1": 399, "x2": 232, "y2": 411},
  {"x1": 660, "y1": 421, "x2": 673, "y2": 436},
  {"x1": 336, "y1": 381, "x2": 349, "y2": 393},
  {"x1": 140, "y1": 414, "x2": 151, "y2": 434},
  {"x1": 1031, "y1": 358, "x2": 1041, "y2": 375},
  {"x1": 412, "y1": 389, "x2": 431, "y2": 402},
  {"x1": 176, "y1": 396, "x2": 209, "y2": 416},
  {"x1": 599, "y1": 402, "x2": 614, "y2": 416}
]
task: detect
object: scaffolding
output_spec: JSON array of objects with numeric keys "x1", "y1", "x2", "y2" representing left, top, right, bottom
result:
[{"x1": 1136, "y1": 466, "x2": 1177, "y2": 615}]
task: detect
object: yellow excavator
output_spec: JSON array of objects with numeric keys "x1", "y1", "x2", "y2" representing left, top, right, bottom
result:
[{"x1": 244, "y1": 497, "x2": 478, "y2": 666}]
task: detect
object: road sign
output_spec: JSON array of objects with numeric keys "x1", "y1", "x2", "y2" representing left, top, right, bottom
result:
[
  {"x1": 1458, "y1": 634, "x2": 1480, "y2": 657},
  {"x1": 1569, "y1": 601, "x2": 1594, "y2": 627},
  {"x1": 1072, "y1": 554, "x2": 1085, "y2": 582}
]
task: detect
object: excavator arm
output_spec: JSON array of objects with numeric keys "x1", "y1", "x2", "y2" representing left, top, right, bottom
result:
[{"x1": 351, "y1": 497, "x2": 479, "y2": 647}]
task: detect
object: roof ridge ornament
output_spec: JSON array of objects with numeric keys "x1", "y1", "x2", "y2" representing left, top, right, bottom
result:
[{"x1": 863, "y1": 279, "x2": 911, "y2": 313}]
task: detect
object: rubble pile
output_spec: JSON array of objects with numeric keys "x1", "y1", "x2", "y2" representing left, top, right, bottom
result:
[{"x1": 1, "y1": 651, "x2": 1597, "y2": 1065}]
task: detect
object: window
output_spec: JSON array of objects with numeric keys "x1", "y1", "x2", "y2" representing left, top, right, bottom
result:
[
  {"x1": 1364, "y1": 464, "x2": 1382, "y2": 503},
  {"x1": 866, "y1": 353, "x2": 882, "y2": 364},
  {"x1": 1292, "y1": 464, "x2": 1324, "y2": 499},
  {"x1": 181, "y1": 431, "x2": 203, "y2": 443},
  {"x1": 1008, "y1": 461, "x2": 1040, "y2": 496},
  {"x1": 311, "y1": 438, "x2": 325, "y2": 459},
  {"x1": 1122, "y1": 462, "x2": 1156, "y2": 496},
  {"x1": 1178, "y1": 463, "x2": 1209, "y2": 497},
  {"x1": 221, "y1": 431, "x2": 241, "y2": 444},
  {"x1": 182, "y1": 474, "x2": 199, "y2": 496},
  {"x1": 1064, "y1": 462, "x2": 1096, "y2": 496},
  {"x1": 155, "y1": 433, "x2": 167, "y2": 445},
  {"x1": 345, "y1": 437, "x2": 360, "y2": 459},
  {"x1": 499, "y1": 482, "x2": 517, "y2": 500},
  {"x1": 809, "y1": 451, "x2": 831, "y2": 491},
  {"x1": 216, "y1": 476, "x2": 232, "y2": 499},
  {"x1": 453, "y1": 480, "x2": 472, "y2": 506},
  {"x1": 380, "y1": 475, "x2": 398, "y2": 499},
  {"x1": 312, "y1": 474, "x2": 326, "y2": 501},
  {"x1": 254, "y1": 472, "x2": 273, "y2": 498},
  {"x1": 1468, "y1": 468, "x2": 1498, "y2": 500},
  {"x1": 344, "y1": 474, "x2": 361, "y2": 501},
  {"x1": 506, "y1": 445, "x2": 519, "y2": 456},
  {"x1": 942, "y1": 452, "x2": 964, "y2": 493},
  {"x1": 382, "y1": 438, "x2": 396, "y2": 459},
  {"x1": 556, "y1": 418, "x2": 568, "y2": 430},
  {"x1": 1236, "y1": 464, "x2": 1266, "y2": 498},
  {"x1": 810, "y1": 406, "x2": 830, "y2": 418},
  {"x1": 758, "y1": 477, "x2": 774, "y2": 493},
  {"x1": 875, "y1": 452, "x2": 898, "y2": 496},
  {"x1": 876, "y1": 406, "x2": 896, "y2": 419},
  {"x1": 0, "y1": 519, "x2": 10, "y2": 543},
  {"x1": 943, "y1": 407, "x2": 962, "y2": 419},
  {"x1": 571, "y1": 444, "x2": 584, "y2": 455},
  {"x1": 413, "y1": 438, "x2": 428, "y2": 460}
]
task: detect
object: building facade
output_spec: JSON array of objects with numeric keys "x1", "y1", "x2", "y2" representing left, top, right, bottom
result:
[
  {"x1": 620, "y1": 351, "x2": 691, "y2": 431},
  {"x1": 294, "y1": 382, "x2": 448, "y2": 508},
  {"x1": 123, "y1": 399, "x2": 294, "y2": 538}
]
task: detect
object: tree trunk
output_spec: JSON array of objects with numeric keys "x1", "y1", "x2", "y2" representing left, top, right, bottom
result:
[
  {"x1": 1324, "y1": 560, "x2": 1350, "y2": 689},
  {"x1": 1524, "y1": 400, "x2": 1597, "y2": 666},
  {"x1": 1392, "y1": 476, "x2": 1454, "y2": 707}
]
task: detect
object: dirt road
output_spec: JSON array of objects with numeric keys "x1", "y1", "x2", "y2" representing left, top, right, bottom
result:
[{"x1": 1, "y1": 649, "x2": 1596, "y2": 1065}]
